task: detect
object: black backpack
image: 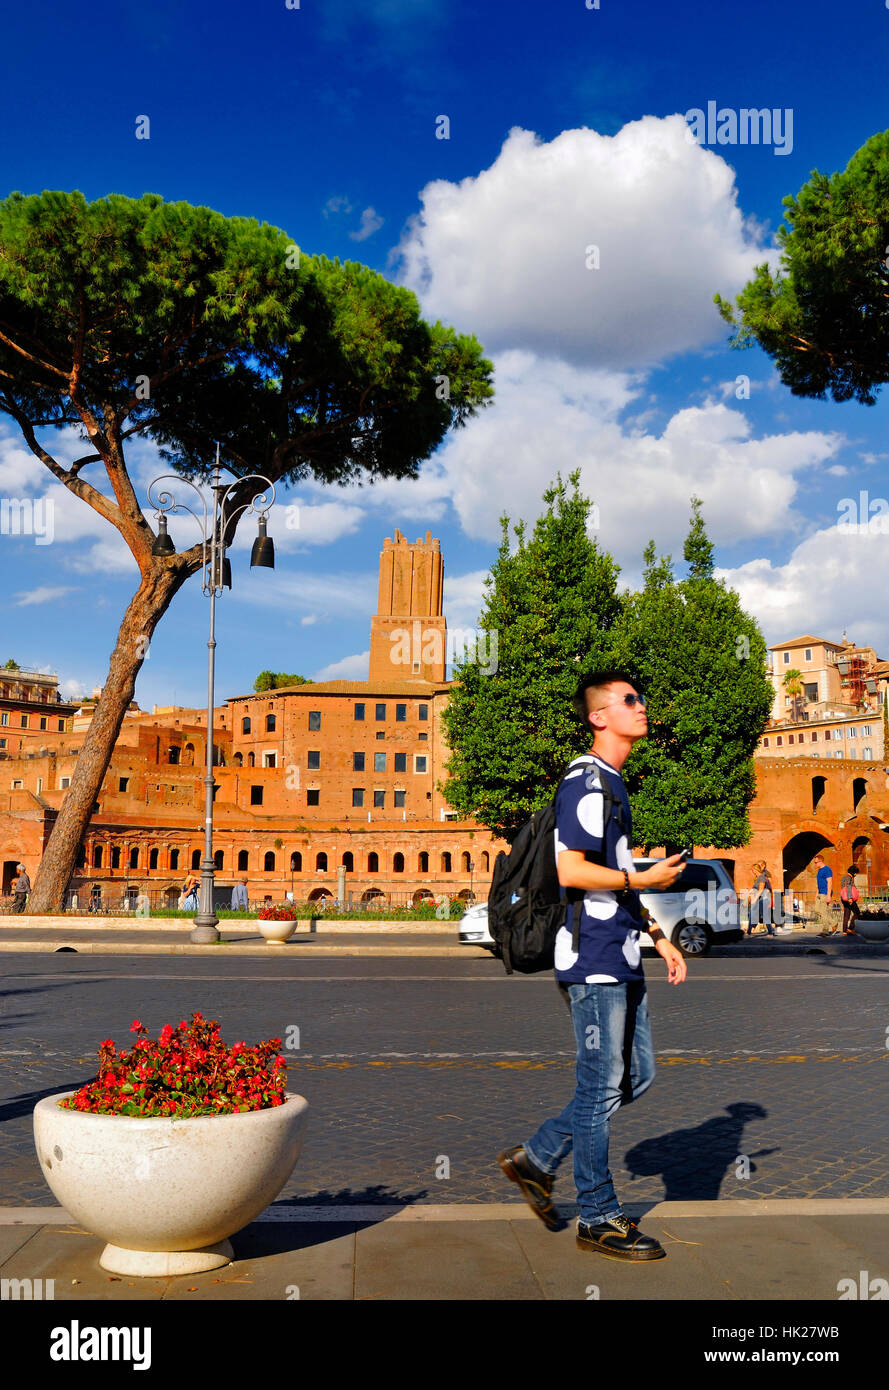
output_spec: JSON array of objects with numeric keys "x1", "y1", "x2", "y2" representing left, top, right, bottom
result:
[{"x1": 487, "y1": 756, "x2": 626, "y2": 975}]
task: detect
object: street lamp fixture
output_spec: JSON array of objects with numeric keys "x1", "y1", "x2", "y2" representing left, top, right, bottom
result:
[{"x1": 147, "y1": 445, "x2": 276, "y2": 943}]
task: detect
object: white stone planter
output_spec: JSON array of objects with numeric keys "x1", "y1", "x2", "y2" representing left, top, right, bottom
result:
[
  {"x1": 257, "y1": 917, "x2": 297, "y2": 943},
  {"x1": 853, "y1": 917, "x2": 889, "y2": 943},
  {"x1": 33, "y1": 1090, "x2": 308, "y2": 1276}
]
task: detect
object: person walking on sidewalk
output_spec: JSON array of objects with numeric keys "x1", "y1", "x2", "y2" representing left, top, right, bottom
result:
[
  {"x1": 747, "y1": 861, "x2": 777, "y2": 936},
  {"x1": 498, "y1": 670, "x2": 686, "y2": 1262},
  {"x1": 813, "y1": 853, "x2": 836, "y2": 936},
  {"x1": 839, "y1": 864, "x2": 861, "y2": 936},
  {"x1": 11, "y1": 863, "x2": 30, "y2": 913},
  {"x1": 231, "y1": 875, "x2": 249, "y2": 910}
]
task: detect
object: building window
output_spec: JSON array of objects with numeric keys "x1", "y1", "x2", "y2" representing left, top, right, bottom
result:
[
  {"x1": 264, "y1": 851, "x2": 275, "y2": 872},
  {"x1": 353, "y1": 752, "x2": 365, "y2": 771},
  {"x1": 375, "y1": 703, "x2": 386, "y2": 721},
  {"x1": 0, "y1": 713, "x2": 7, "y2": 726},
  {"x1": 170, "y1": 848, "x2": 180, "y2": 871},
  {"x1": 374, "y1": 790, "x2": 385, "y2": 808},
  {"x1": 316, "y1": 851, "x2": 328, "y2": 872},
  {"x1": 60, "y1": 776, "x2": 70, "y2": 788},
  {"x1": 129, "y1": 847, "x2": 139, "y2": 869},
  {"x1": 776, "y1": 737, "x2": 783, "y2": 747},
  {"x1": 863, "y1": 725, "x2": 872, "y2": 737},
  {"x1": 119, "y1": 776, "x2": 129, "y2": 792},
  {"x1": 811, "y1": 732, "x2": 818, "y2": 741},
  {"x1": 419, "y1": 732, "x2": 428, "y2": 741},
  {"x1": 762, "y1": 738, "x2": 769, "y2": 748},
  {"x1": 307, "y1": 789, "x2": 320, "y2": 806},
  {"x1": 374, "y1": 752, "x2": 386, "y2": 772},
  {"x1": 352, "y1": 788, "x2": 365, "y2": 807},
  {"x1": 783, "y1": 652, "x2": 790, "y2": 664},
  {"x1": 266, "y1": 713, "x2": 276, "y2": 732},
  {"x1": 306, "y1": 750, "x2": 321, "y2": 770},
  {"x1": 788, "y1": 734, "x2": 794, "y2": 744},
  {"x1": 242, "y1": 716, "x2": 251, "y2": 733},
  {"x1": 251, "y1": 785, "x2": 263, "y2": 805},
  {"x1": 308, "y1": 711, "x2": 321, "y2": 730},
  {"x1": 20, "y1": 714, "x2": 28, "y2": 728},
  {"x1": 393, "y1": 852, "x2": 404, "y2": 873},
  {"x1": 394, "y1": 753, "x2": 407, "y2": 772},
  {"x1": 0, "y1": 738, "x2": 5, "y2": 748},
  {"x1": 395, "y1": 704, "x2": 406, "y2": 722},
  {"x1": 149, "y1": 848, "x2": 159, "y2": 869},
  {"x1": 849, "y1": 727, "x2": 857, "y2": 739},
  {"x1": 39, "y1": 716, "x2": 47, "y2": 730},
  {"x1": 441, "y1": 851, "x2": 452, "y2": 873},
  {"x1": 263, "y1": 751, "x2": 277, "y2": 768},
  {"x1": 804, "y1": 648, "x2": 812, "y2": 662},
  {"x1": 169, "y1": 746, "x2": 180, "y2": 765},
  {"x1": 238, "y1": 850, "x2": 249, "y2": 871},
  {"x1": 111, "y1": 847, "x2": 121, "y2": 869},
  {"x1": 290, "y1": 851, "x2": 301, "y2": 872},
  {"x1": 58, "y1": 719, "x2": 65, "y2": 731},
  {"x1": 354, "y1": 703, "x2": 365, "y2": 721},
  {"x1": 481, "y1": 851, "x2": 489, "y2": 871},
  {"x1": 341, "y1": 851, "x2": 353, "y2": 871},
  {"x1": 213, "y1": 849, "x2": 224, "y2": 869},
  {"x1": 247, "y1": 752, "x2": 255, "y2": 767},
  {"x1": 394, "y1": 789, "x2": 405, "y2": 808},
  {"x1": 414, "y1": 755, "x2": 428, "y2": 773},
  {"x1": 368, "y1": 852, "x2": 379, "y2": 873},
  {"x1": 418, "y1": 851, "x2": 429, "y2": 873},
  {"x1": 863, "y1": 746, "x2": 873, "y2": 759},
  {"x1": 836, "y1": 750, "x2": 844, "y2": 759},
  {"x1": 191, "y1": 849, "x2": 201, "y2": 869},
  {"x1": 376, "y1": 731, "x2": 385, "y2": 741},
  {"x1": 419, "y1": 704, "x2": 429, "y2": 720},
  {"x1": 93, "y1": 846, "x2": 103, "y2": 868}
]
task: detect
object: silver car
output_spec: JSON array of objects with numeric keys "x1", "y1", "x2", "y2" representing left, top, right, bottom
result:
[{"x1": 458, "y1": 857, "x2": 743, "y2": 958}]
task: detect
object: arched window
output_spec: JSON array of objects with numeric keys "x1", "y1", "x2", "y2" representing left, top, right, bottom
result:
[
  {"x1": 191, "y1": 848, "x2": 201, "y2": 870},
  {"x1": 129, "y1": 847, "x2": 139, "y2": 869},
  {"x1": 290, "y1": 851, "x2": 302, "y2": 872},
  {"x1": 233, "y1": 752, "x2": 243, "y2": 767},
  {"x1": 419, "y1": 851, "x2": 429, "y2": 873},
  {"x1": 111, "y1": 846, "x2": 121, "y2": 870},
  {"x1": 393, "y1": 852, "x2": 404, "y2": 873},
  {"x1": 168, "y1": 746, "x2": 180, "y2": 765},
  {"x1": 341, "y1": 851, "x2": 354, "y2": 872},
  {"x1": 76, "y1": 844, "x2": 86, "y2": 868},
  {"x1": 853, "y1": 777, "x2": 868, "y2": 812},
  {"x1": 481, "y1": 851, "x2": 489, "y2": 872},
  {"x1": 184, "y1": 743, "x2": 195, "y2": 765},
  {"x1": 264, "y1": 851, "x2": 276, "y2": 872},
  {"x1": 368, "y1": 851, "x2": 379, "y2": 873},
  {"x1": 316, "y1": 851, "x2": 328, "y2": 872},
  {"x1": 170, "y1": 848, "x2": 180, "y2": 871},
  {"x1": 441, "y1": 851, "x2": 452, "y2": 873},
  {"x1": 238, "y1": 850, "x2": 249, "y2": 872},
  {"x1": 247, "y1": 752, "x2": 255, "y2": 768},
  {"x1": 149, "y1": 848, "x2": 159, "y2": 870},
  {"x1": 461, "y1": 851, "x2": 471, "y2": 872},
  {"x1": 812, "y1": 776, "x2": 827, "y2": 812},
  {"x1": 214, "y1": 849, "x2": 224, "y2": 870},
  {"x1": 266, "y1": 713, "x2": 276, "y2": 732},
  {"x1": 242, "y1": 716, "x2": 251, "y2": 734},
  {"x1": 92, "y1": 845, "x2": 103, "y2": 868}
]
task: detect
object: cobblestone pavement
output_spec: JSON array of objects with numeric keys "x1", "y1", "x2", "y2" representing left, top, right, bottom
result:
[{"x1": 2, "y1": 954, "x2": 888, "y2": 1207}]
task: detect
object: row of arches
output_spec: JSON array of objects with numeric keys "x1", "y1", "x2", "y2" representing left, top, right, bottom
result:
[
  {"x1": 811, "y1": 775, "x2": 869, "y2": 813},
  {"x1": 76, "y1": 844, "x2": 490, "y2": 875}
]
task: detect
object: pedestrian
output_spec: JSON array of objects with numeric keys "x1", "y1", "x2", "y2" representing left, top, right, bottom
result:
[
  {"x1": 839, "y1": 864, "x2": 861, "y2": 936},
  {"x1": 813, "y1": 853, "x2": 836, "y2": 936},
  {"x1": 747, "y1": 861, "x2": 777, "y2": 936},
  {"x1": 498, "y1": 669, "x2": 686, "y2": 1262},
  {"x1": 181, "y1": 872, "x2": 200, "y2": 911},
  {"x1": 11, "y1": 863, "x2": 30, "y2": 913},
  {"x1": 89, "y1": 883, "x2": 102, "y2": 914},
  {"x1": 231, "y1": 875, "x2": 249, "y2": 910}
]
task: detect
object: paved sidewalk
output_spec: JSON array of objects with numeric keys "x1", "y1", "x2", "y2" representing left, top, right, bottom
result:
[{"x1": 2, "y1": 1199, "x2": 888, "y2": 1300}]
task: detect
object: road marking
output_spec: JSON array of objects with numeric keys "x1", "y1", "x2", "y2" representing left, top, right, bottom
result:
[{"x1": 6, "y1": 970, "x2": 889, "y2": 983}]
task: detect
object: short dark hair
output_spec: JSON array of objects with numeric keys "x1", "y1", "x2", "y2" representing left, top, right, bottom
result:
[
  {"x1": 846, "y1": 864, "x2": 858, "y2": 875},
  {"x1": 574, "y1": 669, "x2": 643, "y2": 728}
]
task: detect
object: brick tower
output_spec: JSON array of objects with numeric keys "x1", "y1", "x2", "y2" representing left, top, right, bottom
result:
[{"x1": 369, "y1": 529, "x2": 447, "y2": 683}]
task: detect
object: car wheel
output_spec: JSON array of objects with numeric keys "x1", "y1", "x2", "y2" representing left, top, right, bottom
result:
[{"x1": 674, "y1": 920, "x2": 712, "y2": 957}]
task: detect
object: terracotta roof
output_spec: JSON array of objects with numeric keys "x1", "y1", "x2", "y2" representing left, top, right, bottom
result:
[
  {"x1": 768, "y1": 636, "x2": 841, "y2": 650},
  {"x1": 226, "y1": 679, "x2": 452, "y2": 702}
]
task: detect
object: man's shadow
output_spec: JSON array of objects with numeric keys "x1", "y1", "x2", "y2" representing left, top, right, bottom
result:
[{"x1": 623, "y1": 1102, "x2": 780, "y2": 1200}]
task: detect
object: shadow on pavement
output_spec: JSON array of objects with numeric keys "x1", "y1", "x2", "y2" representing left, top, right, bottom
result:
[{"x1": 623, "y1": 1101, "x2": 780, "y2": 1201}]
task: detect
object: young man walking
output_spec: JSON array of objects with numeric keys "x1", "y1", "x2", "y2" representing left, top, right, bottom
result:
[
  {"x1": 812, "y1": 854, "x2": 835, "y2": 936},
  {"x1": 499, "y1": 671, "x2": 686, "y2": 1261}
]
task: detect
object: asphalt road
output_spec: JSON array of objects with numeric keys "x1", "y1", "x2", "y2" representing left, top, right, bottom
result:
[{"x1": 2, "y1": 952, "x2": 888, "y2": 1211}]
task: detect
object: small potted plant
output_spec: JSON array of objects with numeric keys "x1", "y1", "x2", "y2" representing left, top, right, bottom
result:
[
  {"x1": 257, "y1": 902, "x2": 298, "y2": 943},
  {"x1": 32, "y1": 1013, "x2": 308, "y2": 1276}
]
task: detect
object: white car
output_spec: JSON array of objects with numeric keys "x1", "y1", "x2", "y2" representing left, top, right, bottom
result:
[{"x1": 458, "y1": 858, "x2": 743, "y2": 958}]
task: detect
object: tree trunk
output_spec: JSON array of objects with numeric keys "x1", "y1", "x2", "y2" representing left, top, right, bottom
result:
[{"x1": 28, "y1": 563, "x2": 189, "y2": 913}]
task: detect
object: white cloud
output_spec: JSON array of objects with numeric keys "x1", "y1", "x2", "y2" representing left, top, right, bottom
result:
[
  {"x1": 349, "y1": 207, "x2": 384, "y2": 242},
  {"x1": 443, "y1": 569, "x2": 490, "y2": 629},
  {"x1": 14, "y1": 585, "x2": 76, "y2": 606},
  {"x1": 397, "y1": 116, "x2": 773, "y2": 369},
  {"x1": 313, "y1": 650, "x2": 371, "y2": 680},
  {"x1": 324, "y1": 195, "x2": 353, "y2": 217}
]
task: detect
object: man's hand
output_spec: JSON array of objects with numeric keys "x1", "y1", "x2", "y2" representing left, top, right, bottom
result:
[
  {"x1": 654, "y1": 936, "x2": 687, "y2": 984},
  {"x1": 632, "y1": 853, "x2": 685, "y2": 891}
]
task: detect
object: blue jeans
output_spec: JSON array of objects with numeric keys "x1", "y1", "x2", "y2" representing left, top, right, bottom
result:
[{"x1": 524, "y1": 980, "x2": 655, "y2": 1225}]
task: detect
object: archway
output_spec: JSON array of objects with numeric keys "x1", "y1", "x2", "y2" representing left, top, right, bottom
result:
[
  {"x1": 412, "y1": 888, "x2": 435, "y2": 906},
  {"x1": 308, "y1": 887, "x2": 332, "y2": 903},
  {"x1": 782, "y1": 830, "x2": 835, "y2": 891},
  {"x1": 362, "y1": 888, "x2": 385, "y2": 904}
]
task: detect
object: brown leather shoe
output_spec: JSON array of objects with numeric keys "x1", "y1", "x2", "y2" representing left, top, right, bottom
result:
[
  {"x1": 576, "y1": 1214, "x2": 666, "y2": 1260},
  {"x1": 498, "y1": 1146, "x2": 561, "y2": 1229}
]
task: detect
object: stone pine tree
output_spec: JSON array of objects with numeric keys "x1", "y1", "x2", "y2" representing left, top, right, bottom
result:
[
  {"x1": 0, "y1": 190, "x2": 493, "y2": 910},
  {"x1": 610, "y1": 499, "x2": 774, "y2": 854},
  {"x1": 440, "y1": 473, "x2": 622, "y2": 841},
  {"x1": 714, "y1": 129, "x2": 889, "y2": 406}
]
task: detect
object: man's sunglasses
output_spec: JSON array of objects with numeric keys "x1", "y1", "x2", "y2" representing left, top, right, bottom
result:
[{"x1": 593, "y1": 693, "x2": 647, "y2": 709}]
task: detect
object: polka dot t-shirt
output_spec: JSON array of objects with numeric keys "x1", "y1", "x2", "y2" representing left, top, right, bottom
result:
[{"x1": 552, "y1": 753, "x2": 644, "y2": 984}]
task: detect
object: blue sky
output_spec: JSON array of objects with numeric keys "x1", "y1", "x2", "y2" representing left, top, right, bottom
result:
[{"x1": 1, "y1": 0, "x2": 888, "y2": 708}]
